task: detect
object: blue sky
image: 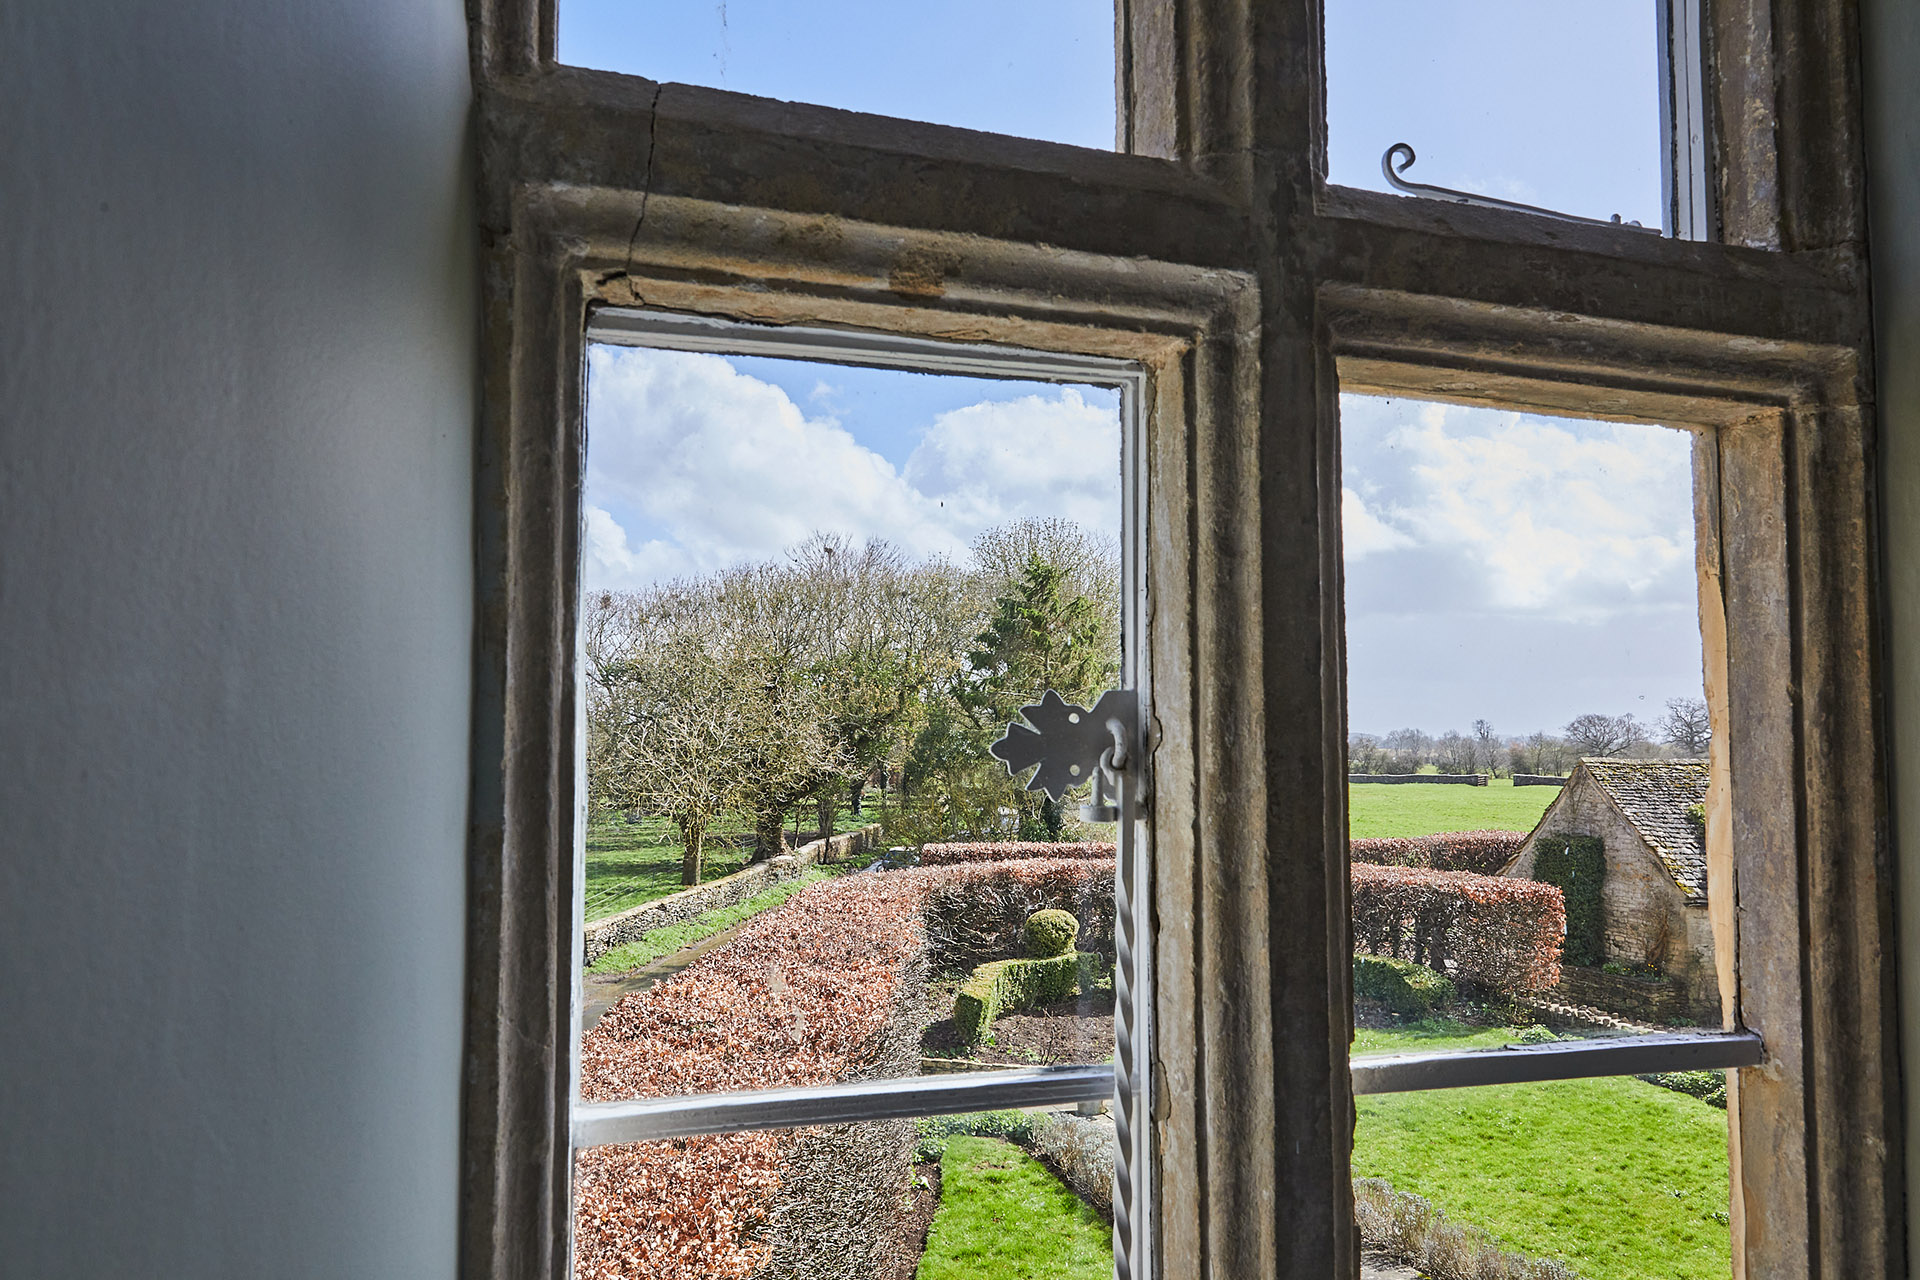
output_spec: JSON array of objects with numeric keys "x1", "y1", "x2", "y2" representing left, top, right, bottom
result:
[{"x1": 570, "y1": 1, "x2": 1700, "y2": 737}]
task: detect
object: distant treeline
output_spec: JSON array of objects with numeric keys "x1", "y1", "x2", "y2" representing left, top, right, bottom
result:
[{"x1": 1349, "y1": 702, "x2": 1711, "y2": 778}]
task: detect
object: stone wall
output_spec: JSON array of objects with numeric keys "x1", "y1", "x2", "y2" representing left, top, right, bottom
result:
[
  {"x1": 1553, "y1": 964, "x2": 1693, "y2": 1023},
  {"x1": 1512, "y1": 774, "x2": 1569, "y2": 787},
  {"x1": 1506, "y1": 781, "x2": 1720, "y2": 1019},
  {"x1": 581, "y1": 824, "x2": 883, "y2": 965},
  {"x1": 1348, "y1": 774, "x2": 1488, "y2": 786}
]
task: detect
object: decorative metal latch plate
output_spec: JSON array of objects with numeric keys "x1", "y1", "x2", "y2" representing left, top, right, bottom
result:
[{"x1": 988, "y1": 688, "x2": 1139, "y2": 822}]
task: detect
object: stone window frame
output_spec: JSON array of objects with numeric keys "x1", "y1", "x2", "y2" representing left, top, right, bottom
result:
[{"x1": 459, "y1": 2, "x2": 1900, "y2": 1278}]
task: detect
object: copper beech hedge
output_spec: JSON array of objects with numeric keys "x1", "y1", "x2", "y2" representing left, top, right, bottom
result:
[
  {"x1": 1348, "y1": 829, "x2": 1526, "y2": 877},
  {"x1": 1350, "y1": 863, "x2": 1566, "y2": 994},
  {"x1": 574, "y1": 857, "x2": 1111, "y2": 1280},
  {"x1": 918, "y1": 840, "x2": 1114, "y2": 865}
]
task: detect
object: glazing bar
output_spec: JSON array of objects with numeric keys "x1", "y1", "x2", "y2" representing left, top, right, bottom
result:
[
  {"x1": 572, "y1": 1065, "x2": 1115, "y2": 1146},
  {"x1": 1352, "y1": 1030, "x2": 1763, "y2": 1095}
]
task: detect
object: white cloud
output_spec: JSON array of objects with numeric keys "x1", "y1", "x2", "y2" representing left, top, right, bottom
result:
[
  {"x1": 903, "y1": 389, "x2": 1121, "y2": 537},
  {"x1": 582, "y1": 347, "x2": 1120, "y2": 589},
  {"x1": 1342, "y1": 398, "x2": 1696, "y2": 621},
  {"x1": 1342, "y1": 487, "x2": 1413, "y2": 557}
]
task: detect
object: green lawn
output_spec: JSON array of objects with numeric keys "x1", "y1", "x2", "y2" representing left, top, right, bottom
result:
[
  {"x1": 1354, "y1": 1022, "x2": 1731, "y2": 1280},
  {"x1": 1347, "y1": 777, "x2": 1558, "y2": 839},
  {"x1": 1353, "y1": 1018, "x2": 1523, "y2": 1057},
  {"x1": 584, "y1": 806, "x2": 885, "y2": 922},
  {"x1": 916, "y1": 1136, "x2": 1112, "y2": 1280}
]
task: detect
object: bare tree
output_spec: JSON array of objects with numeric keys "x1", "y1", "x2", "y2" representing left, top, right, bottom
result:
[
  {"x1": 1471, "y1": 719, "x2": 1502, "y2": 776},
  {"x1": 1382, "y1": 727, "x2": 1433, "y2": 773},
  {"x1": 1507, "y1": 730, "x2": 1570, "y2": 776},
  {"x1": 1660, "y1": 696, "x2": 1712, "y2": 755},
  {"x1": 1348, "y1": 733, "x2": 1387, "y2": 774},
  {"x1": 1436, "y1": 730, "x2": 1476, "y2": 774},
  {"x1": 585, "y1": 587, "x2": 756, "y2": 885},
  {"x1": 709, "y1": 560, "x2": 847, "y2": 861},
  {"x1": 1563, "y1": 712, "x2": 1645, "y2": 758}
]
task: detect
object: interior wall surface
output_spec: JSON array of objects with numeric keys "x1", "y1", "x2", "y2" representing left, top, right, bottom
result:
[
  {"x1": 1863, "y1": 0, "x2": 1920, "y2": 1269},
  {"x1": 0, "y1": 2, "x2": 475, "y2": 1276}
]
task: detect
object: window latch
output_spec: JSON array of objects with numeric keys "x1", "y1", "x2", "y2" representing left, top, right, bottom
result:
[
  {"x1": 988, "y1": 687, "x2": 1141, "y2": 822},
  {"x1": 1381, "y1": 143, "x2": 1659, "y2": 233}
]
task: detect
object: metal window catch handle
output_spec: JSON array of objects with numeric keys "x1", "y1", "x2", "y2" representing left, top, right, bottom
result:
[
  {"x1": 987, "y1": 688, "x2": 1141, "y2": 822},
  {"x1": 1380, "y1": 143, "x2": 1660, "y2": 233}
]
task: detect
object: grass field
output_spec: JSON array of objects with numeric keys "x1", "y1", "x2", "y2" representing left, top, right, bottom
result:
[
  {"x1": 916, "y1": 1136, "x2": 1112, "y2": 1280},
  {"x1": 1347, "y1": 776, "x2": 1558, "y2": 839},
  {"x1": 584, "y1": 807, "x2": 883, "y2": 922},
  {"x1": 1354, "y1": 1020, "x2": 1731, "y2": 1280}
]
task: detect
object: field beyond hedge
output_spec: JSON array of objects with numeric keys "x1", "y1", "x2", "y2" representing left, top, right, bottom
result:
[
  {"x1": 1354, "y1": 1020, "x2": 1732, "y2": 1280},
  {"x1": 1348, "y1": 777, "x2": 1558, "y2": 839}
]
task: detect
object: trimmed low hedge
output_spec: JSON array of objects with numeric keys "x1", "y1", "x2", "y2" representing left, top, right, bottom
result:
[
  {"x1": 1355, "y1": 955, "x2": 1455, "y2": 1016},
  {"x1": 1640, "y1": 1069, "x2": 1728, "y2": 1108},
  {"x1": 954, "y1": 951, "x2": 1104, "y2": 1044},
  {"x1": 920, "y1": 858, "x2": 1115, "y2": 971},
  {"x1": 920, "y1": 841, "x2": 1114, "y2": 865},
  {"x1": 1350, "y1": 830, "x2": 1527, "y2": 877}
]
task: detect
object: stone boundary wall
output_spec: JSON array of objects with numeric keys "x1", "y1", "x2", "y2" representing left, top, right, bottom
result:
[
  {"x1": 581, "y1": 824, "x2": 883, "y2": 965},
  {"x1": 1348, "y1": 773, "x2": 1489, "y2": 786},
  {"x1": 1513, "y1": 773, "x2": 1570, "y2": 787},
  {"x1": 1552, "y1": 963, "x2": 1691, "y2": 1022}
]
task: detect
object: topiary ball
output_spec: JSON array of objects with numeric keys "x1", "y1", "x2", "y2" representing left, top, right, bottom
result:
[{"x1": 1024, "y1": 909, "x2": 1080, "y2": 958}]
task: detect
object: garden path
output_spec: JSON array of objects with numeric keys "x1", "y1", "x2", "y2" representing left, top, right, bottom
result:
[{"x1": 580, "y1": 917, "x2": 756, "y2": 1030}]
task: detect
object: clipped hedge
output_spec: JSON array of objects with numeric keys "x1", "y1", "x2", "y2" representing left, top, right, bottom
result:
[
  {"x1": 920, "y1": 840, "x2": 1115, "y2": 865},
  {"x1": 575, "y1": 873, "x2": 933, "y2": 1280},
  {"x1": 1024, "y1": 908, "x2": 1080, "y2": 957},
  {"x1": 1639, "y1": 1069, "x2": 1728, "y2": 1108},
  {"x1": 953, "y1": 950, "x2": 1104, "y2": 1044},
  {"x1": 1531, "y1": 833, "x2": 1606, "y2": 967},
  {"x1": 575, "y1": 860, "x2": 1120, "y2": 1278},
  {"x1": 1350, "y1": 830, "x2": 1526, "y2": 877},
  {"x1": 920, "y1": 857, "x2": 1115, "y2": 970},
  {"x1": 1354, "y1": 955, "x2": 1455, "y2": 1016},
  {"x1": 1351, "y1": 864, "x2": 1565, "y2": 994}
]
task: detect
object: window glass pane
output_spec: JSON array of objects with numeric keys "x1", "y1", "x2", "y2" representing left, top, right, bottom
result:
[
  {"x1": 574, "y1": 1106, "x2": 1114, "y2": 1278},
  {"x1": 559, "y1": 0, "x2": 1117, "y2": 151},
  {"x1": 1355, "y1": 1076, "x2": 1731, "y2": 1279},
  {"x1": 578, "y1": 343, "x2": 1126, "y2": 1104},
  {"x1": 1326, "y1": 0, "x2": 1664, "y2": 229},
  {"x1": 1341, "y1": 394, "x2": 1720, "y2": 1042}
]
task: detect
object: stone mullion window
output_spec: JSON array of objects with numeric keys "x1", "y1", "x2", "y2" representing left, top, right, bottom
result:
[{"x1": 462, "y1": 1, "x2": 1898, "y2": 1278}]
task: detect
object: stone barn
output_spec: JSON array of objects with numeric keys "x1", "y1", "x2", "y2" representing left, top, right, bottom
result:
[{"x1": 1500, "y1": 758, "x2": 1719, "y2": 1021}]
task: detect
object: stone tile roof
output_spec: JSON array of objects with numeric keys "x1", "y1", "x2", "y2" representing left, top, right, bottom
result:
[{"x1": 1580, "y1": 757, "x2": 1710, "y2": 902}]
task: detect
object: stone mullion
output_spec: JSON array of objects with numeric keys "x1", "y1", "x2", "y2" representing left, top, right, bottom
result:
[
  {"x1": 463, "y1": 215, "x2": 584, "y2": 1280},
  {"x1": 1783, "y1": 400, "x2": 1902, "y2": 1279}
]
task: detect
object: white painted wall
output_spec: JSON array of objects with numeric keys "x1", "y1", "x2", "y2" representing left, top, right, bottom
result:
[
  {"x1": 1863, "y1": 0, "x2": 1920, "y2": 1268},
  {"x1": 0, "y1": 2, "x2": 474, "y2": 1276}
]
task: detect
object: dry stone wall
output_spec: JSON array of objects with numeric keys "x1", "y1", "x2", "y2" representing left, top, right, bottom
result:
[
  {"x1": 581, "y1": 824, "x2": 882, "y2": 965},
  {"x1": 1553, "y1": 964, "x2": 1693, "y2": 1023},
  {"x1": 1348, "y1": 773, "x2": 1488, "y2": 786}
]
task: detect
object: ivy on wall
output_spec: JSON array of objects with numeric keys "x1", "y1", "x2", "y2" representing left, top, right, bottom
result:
[{"x1": 1532, "y1": 833, "x2": 1606, "y2": 967}]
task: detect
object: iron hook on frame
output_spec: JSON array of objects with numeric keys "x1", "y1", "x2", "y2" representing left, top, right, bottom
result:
[{"x1": 1380, "y1": 143, "x2": 1660, "y2": 234}]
